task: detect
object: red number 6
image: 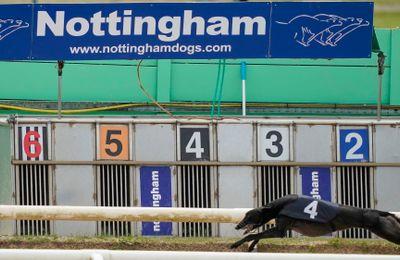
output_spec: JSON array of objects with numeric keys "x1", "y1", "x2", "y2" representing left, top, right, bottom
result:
[{"x1": 23, "y1": 131, "x2": 42, "y2": 159}]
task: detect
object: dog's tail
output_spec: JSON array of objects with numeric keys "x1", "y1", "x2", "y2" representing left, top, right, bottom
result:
[
  {"x1": 393, "y1": 212, "x2": 400, "y2": 223},
  {"x1": 384, "y1": 211, "x2": 400, "y2": 225},
  {"x1": 375, "y1": 210, "x2": 400, "y2": 223}
]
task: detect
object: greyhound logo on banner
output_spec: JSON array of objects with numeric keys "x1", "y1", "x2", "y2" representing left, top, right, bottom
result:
[
  {"x1": 269, "y1": 2, "x2": 373, "y2": 58},
  {"x1": 276, "y1": 14, "x2": 370, "y2": 47},
  {"x1": 0, "y1": 19, "x2": 29, "y2": 41}
]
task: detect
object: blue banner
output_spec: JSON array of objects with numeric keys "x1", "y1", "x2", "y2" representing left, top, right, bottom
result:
[
  {"x1": 140, "y1": 166, "x2": 172, "y2": 236},
  {"x1": 0, "y1": 2, "x2": 373, "y2": 60},
  {"x1": 301, "y1": 167, "x2": 331, "y2": 201}
]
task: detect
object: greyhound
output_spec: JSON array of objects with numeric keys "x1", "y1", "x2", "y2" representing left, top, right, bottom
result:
[{"x1": 231, "y1": 194, "x2": 400, "y2": 251}]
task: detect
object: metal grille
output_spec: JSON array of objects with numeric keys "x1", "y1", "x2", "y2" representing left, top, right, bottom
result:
[
  {"x1": 16, "y1": 165, "x2": 51, "y2": 236},
  {"x1": 177, "y1": 165, "x2": 215, "y2": 237},
  {"x1": 336, "y1": 166, "x2": 373, "y2": 239},
  {"x1": 97, "y1": 165, "x2": 132, "y2": 236},
  {"x1": 257, "y1": 166, "x2": 294, "y2": 235}
]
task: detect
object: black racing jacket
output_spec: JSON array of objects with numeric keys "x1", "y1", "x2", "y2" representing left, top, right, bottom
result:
[{"x1": 278, "y1": 195, "x2": 340, "y2": 224}]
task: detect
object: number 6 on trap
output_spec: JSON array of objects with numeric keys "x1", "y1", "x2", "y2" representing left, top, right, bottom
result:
[{"x1": 16, "y1": 125, "x2": 49, "y2": 161}]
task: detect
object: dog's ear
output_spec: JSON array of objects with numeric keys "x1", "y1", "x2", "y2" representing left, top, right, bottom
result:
[{"x1": 261, "y1": 204, "x2": 274, "y2": 212}]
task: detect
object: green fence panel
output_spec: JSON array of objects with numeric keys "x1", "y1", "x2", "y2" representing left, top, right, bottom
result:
[
  {"x1": 0, "y1": 61, "x2": 157, "y2": 102},
  {"x1": 171, "y1": 64, "x2": 390, "y2": 104},
  {"x1": 389, "y1": 29, "x2": 400, "y2": 105},
  {"x1": 0, "y1": 29, "x2": 397, "y2": 105}
]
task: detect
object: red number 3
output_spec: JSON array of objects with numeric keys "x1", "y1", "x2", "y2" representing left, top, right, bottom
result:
[{"x1": 23, "y1": 131, "x2": 42, "y2": 159}]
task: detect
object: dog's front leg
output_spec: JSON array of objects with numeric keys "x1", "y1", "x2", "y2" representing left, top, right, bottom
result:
[
  {"x1": 248, "y1": 239, "x2": 259, "y2": 252},
  {"x1": 230, "y1": 227, "x2": 283, "y2": 250}
]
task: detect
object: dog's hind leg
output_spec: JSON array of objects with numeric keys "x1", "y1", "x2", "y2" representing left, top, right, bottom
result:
[
  {"x1": 230, "y1": 227, "x2": 285, "y2": 250},
  {"x1": 370, "y1": 215, "x2": 400, "y2": 245}
]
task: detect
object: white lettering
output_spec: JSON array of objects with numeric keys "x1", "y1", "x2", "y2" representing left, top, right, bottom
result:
[
  {"x1": 35, "y1": 9, "x2": 267, "y2": 41},
  {"x1": 151, "y1": 171, "x2": 162, "y2": 231},
  {"x1": 90, "y1": 12, "x2": 105, "y2": 36},
  {"x1": 37, "y1": 11, "x2": 64, "y2": 36},
  {"x1": 151, "y1": 171, "x2": 161, "y2": 207},
  {"x1": 66, "y1": 17, "x2": 89, "y2": 37},
  {"x1": 153, "y1": 221, "x2": 161, "y2": 232},
  {"x1": 158, "y1": 16, "x2": 181, "y2": 42},
  {"x1": 310, "y1": 171, "x2": 321, "y2": 200},
  {"x1": 134, "y1": 16, "x2": 156, "y2": 36},
  {"x1": 106, "y1": 11, "x2": 121, "y2": 36},
  {"x1": 123, "y1": 10, "x2": 132, "y2": 35},
  {"x1": 206, "y1": 17, "x2": 229, "y2": 35},
  {"x1": 232, "y1": 16, "x2": 266, "y2": 35},
  {"x1": 183, "y1": 10, "x2": 205, "y2": 35}
]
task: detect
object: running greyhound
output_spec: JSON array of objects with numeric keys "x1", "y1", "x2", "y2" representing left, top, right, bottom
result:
[{"x1": 231, "y1": 194, "x2": 400, "y2": 251}]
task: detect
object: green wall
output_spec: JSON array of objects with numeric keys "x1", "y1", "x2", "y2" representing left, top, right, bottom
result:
[{"x1": 0, "y1": 29, "x2": 399, "y2": 105}]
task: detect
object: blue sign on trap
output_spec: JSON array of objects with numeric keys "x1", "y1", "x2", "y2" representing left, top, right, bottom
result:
[
  {"x1": 140, "y1": 166, "x2": 172, "y2": 236},
  {"x1": 301, "y1": 167, "x2": 332, "y2": 202},
  {"x1": 0, "y1": 2, "x2": 374, "y2": 60},
  {"x1": 339, "y1": 129, "x2": 370, "y2": 162}
]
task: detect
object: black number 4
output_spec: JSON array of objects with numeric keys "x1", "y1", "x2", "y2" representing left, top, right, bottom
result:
[{"x1": 105, "y1": 130, "x2": 122, "y2": 156}]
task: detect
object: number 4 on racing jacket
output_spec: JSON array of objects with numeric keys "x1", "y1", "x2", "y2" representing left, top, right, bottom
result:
[
  {"x1": 278, "y1": 195, "x2": 340, "y2": 224},
  {"x1": 231, "y1": 194, "x2": 400, "y2": 252}
]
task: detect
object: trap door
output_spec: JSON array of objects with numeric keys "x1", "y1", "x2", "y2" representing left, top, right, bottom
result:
[
  {"x1": 336, "y1": 166, "x2": 374, "y2": 239},
  {"x1": 177, "y1": 165, "x2": 217, "y2": 237},
  {"x1": 336, "y1": 126, "x2": 374, "y2": 239},
  {"x1": 256, "y1": 124, "x2": 294, "y2": 236},
  {"x1": 177, "y1": 124, "x2": 218, "y2": 237},
  {"x1": 14, "y1": 124, "x2": 52, "y2": 236},
  {"x1": 97, "y1": 164, "x2": 133, "y2": 236},
  {"x1": 96, "y1": 124, "x2": 134, "y2": 236},
  {"x1": 256, "y1": 165, "x2": 294, "y2": 236}
]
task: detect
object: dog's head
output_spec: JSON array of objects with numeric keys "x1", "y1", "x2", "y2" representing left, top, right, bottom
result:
[{"x1": 235, "y1": 206, "x2": 274, "y2": 235}]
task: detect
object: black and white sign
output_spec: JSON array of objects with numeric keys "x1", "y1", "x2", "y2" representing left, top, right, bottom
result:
[
  {"x1": 180, "y1": 127, "x2": 210, "y2": 161},
  {"x1": 258, "y1": 126, "x2": 289, "y2": 161},
  {"x1": 17, "y1": 125, "x2": 48, "y2": 161}
]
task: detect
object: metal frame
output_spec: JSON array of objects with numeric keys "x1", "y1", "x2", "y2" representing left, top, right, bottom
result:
[
  {"x1": 12, "y1": 160, "x2": 400, "y2": 167},
  {"x1": 9, "y1": 116, "x2": 400, "y2": 125},
  {"x1": 6, "y1": 118, "x2": 394, "y2": 240}
]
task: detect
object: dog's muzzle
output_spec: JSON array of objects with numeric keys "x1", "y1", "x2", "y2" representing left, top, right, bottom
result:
[
  {"x1": 235, "y1": 221, "x2": 255, "y2": 235},
  {"x1": 235, "y1": 221, "x2": 246, "y2": 230}
]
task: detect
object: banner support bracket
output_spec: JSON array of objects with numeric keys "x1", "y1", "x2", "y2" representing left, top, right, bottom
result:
[
  {"x1": 377, "y1": 52, "x2": 385, "y2": 121},
  {"x1": 57, "y1": 60, "x2": 65, "y2": 119}
]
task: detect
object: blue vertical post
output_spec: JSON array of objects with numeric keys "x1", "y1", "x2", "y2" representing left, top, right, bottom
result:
[{"x1": 241, "y1": 61, "x2": 247, "y2": 116}]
